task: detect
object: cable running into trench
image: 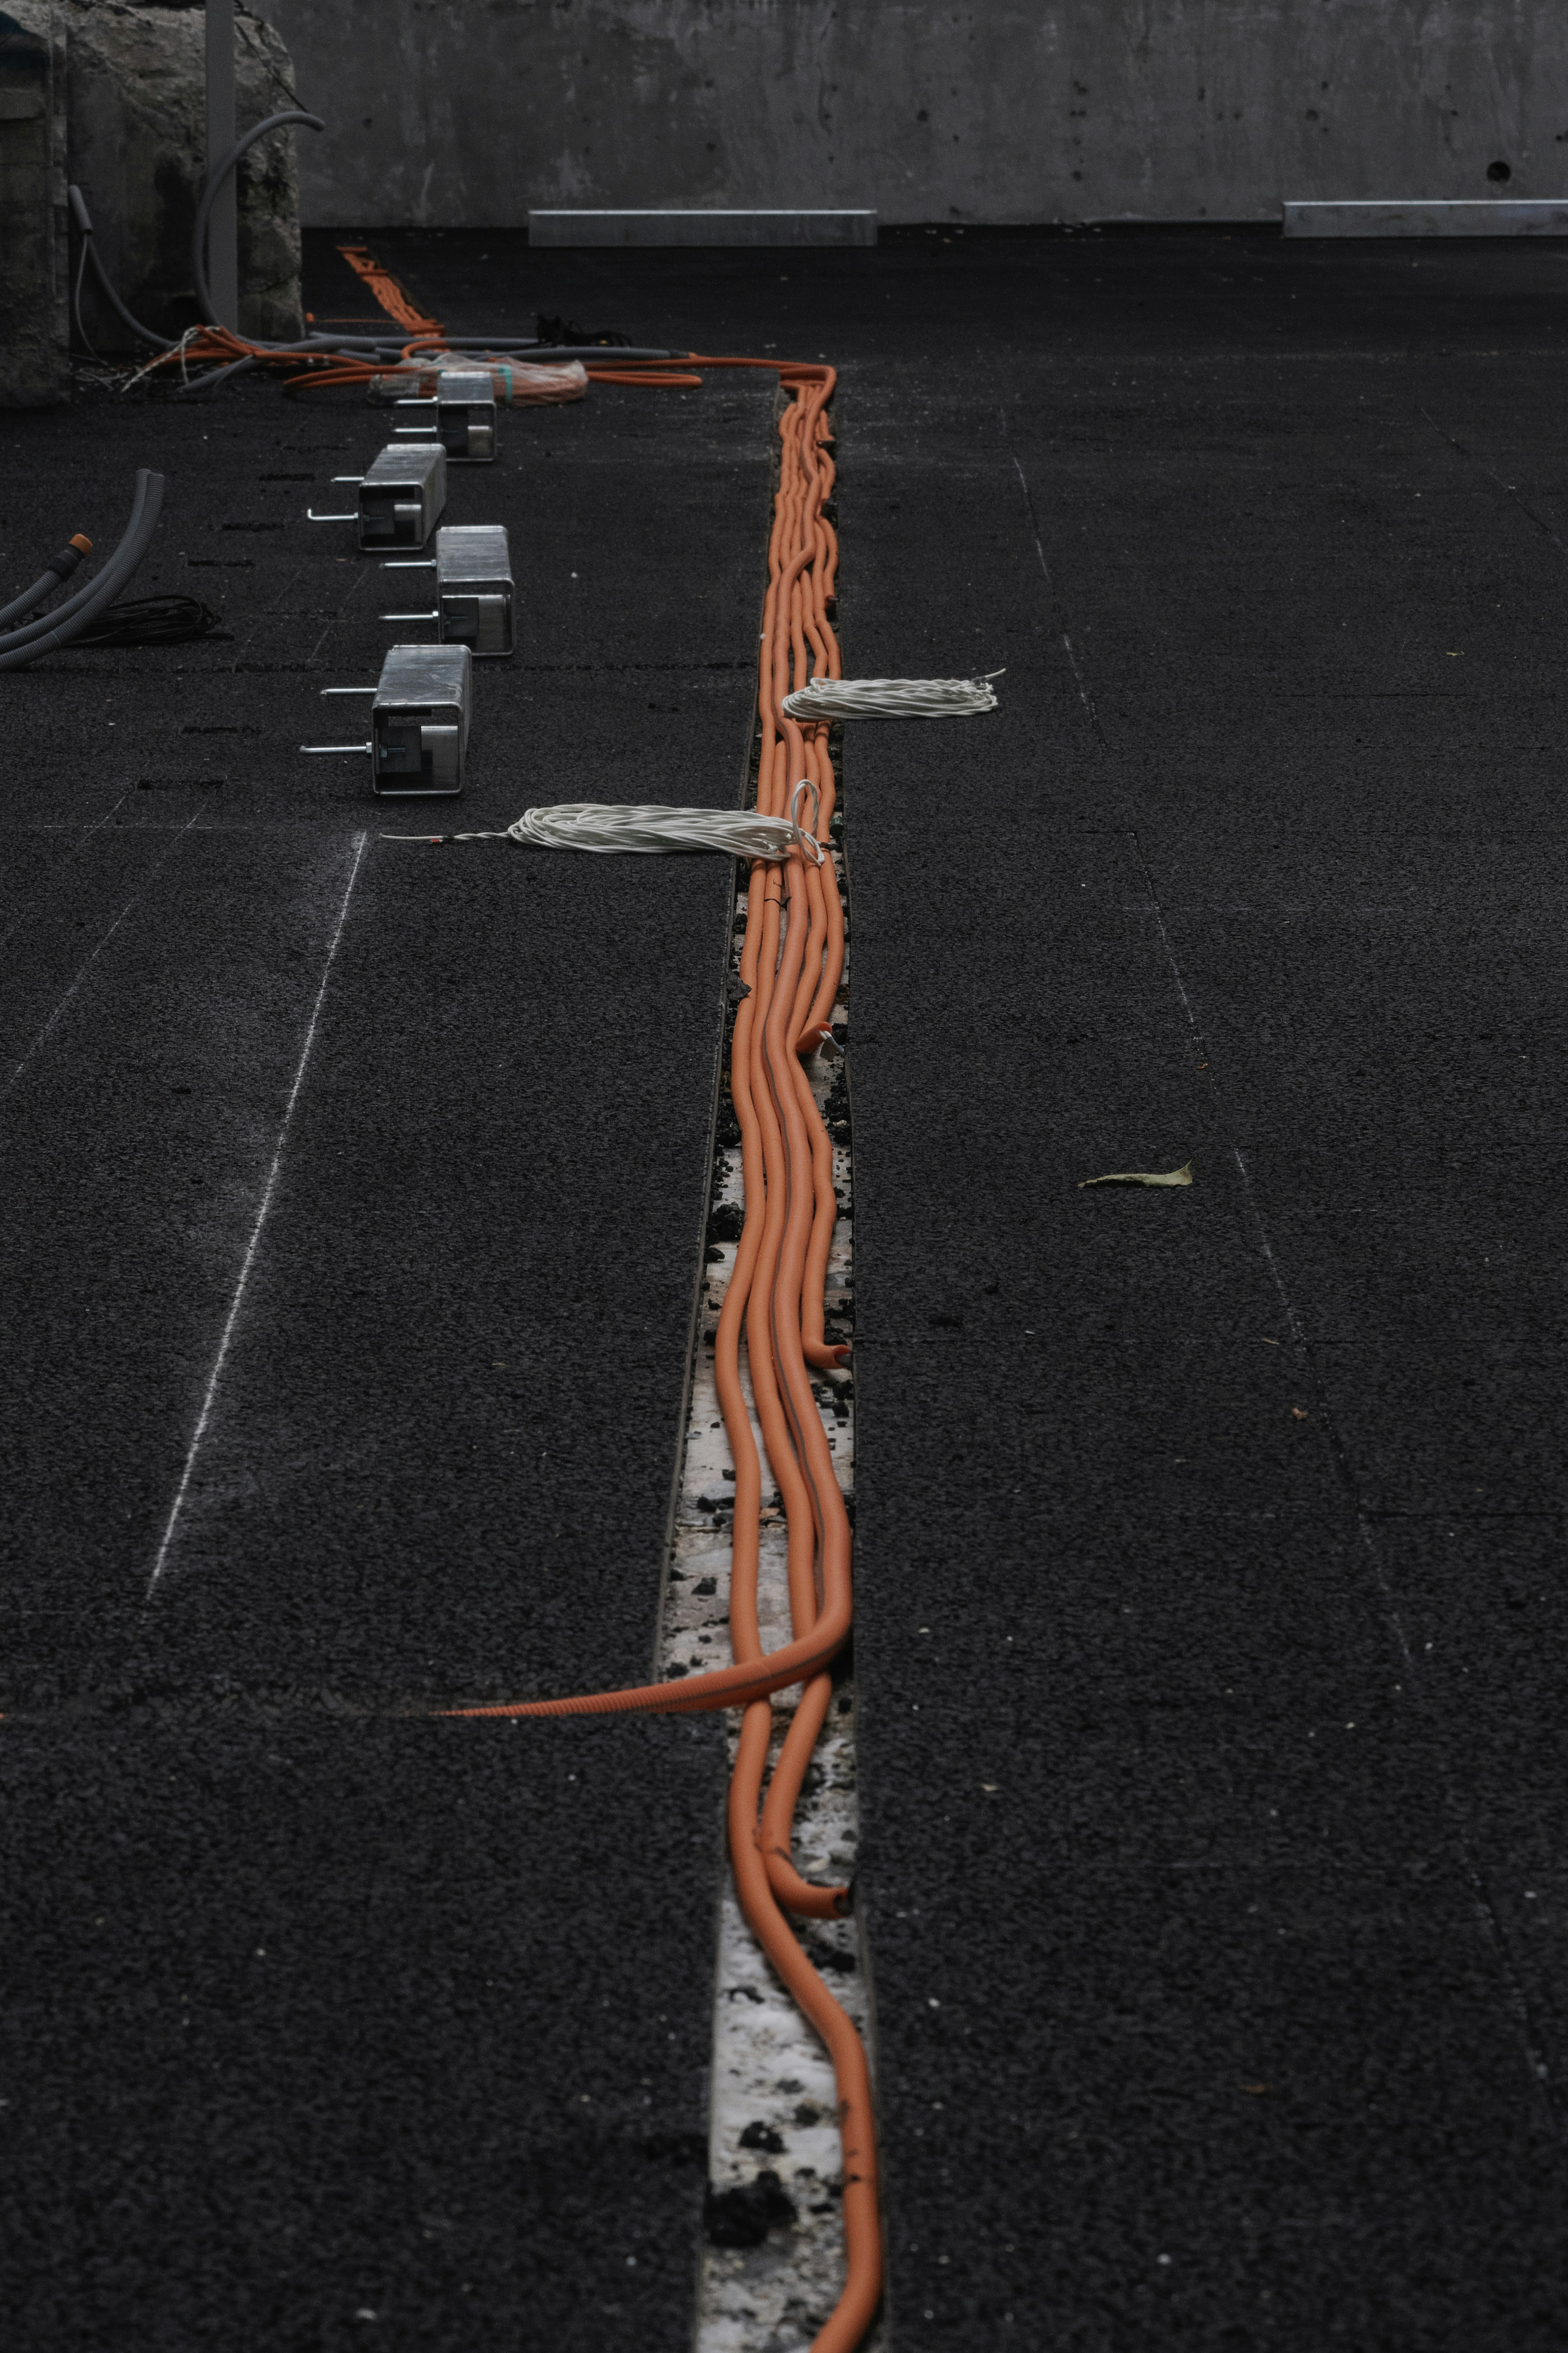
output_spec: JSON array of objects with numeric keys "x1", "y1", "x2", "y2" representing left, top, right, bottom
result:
[{"x1": 448, "y1": 365, "x2": 879, "y2": 2350}]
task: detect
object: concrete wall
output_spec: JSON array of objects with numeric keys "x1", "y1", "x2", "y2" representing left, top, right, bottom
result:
[
  {"x1": 259, "y1": 0, "x2": 1568, "y2": 229},
  {"x1": 67, "y1": 1, "x2": 304, "y2": 346},
  {"x1": 0, "y1": 2, "x2": 69, "y2": 406}
]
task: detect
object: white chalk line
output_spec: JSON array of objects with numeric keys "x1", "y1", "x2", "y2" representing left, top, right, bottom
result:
[
  {"x1": 146, "y1": 830, "x2": 369, "y2": 1595},
  {"x1": 0, "y1": 803, "x2": 207, "y2": 1103},
  {"x1": 0, "y1": 793, "x2": 133, "y2": 966}
]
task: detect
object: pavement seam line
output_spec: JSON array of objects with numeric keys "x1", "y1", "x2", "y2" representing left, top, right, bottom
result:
[
  {"x1": 1004, "y1": 336, "x2": 1568, "y2": 2122},
  {"x1": 0, "y1": 790, "x2": 131, "y2": 964},
  {"x1": 145, "y1": 828, "x2": 369, "y2": 1595},
  {"x1": 0, "y1": 801, "x2": 209, "y2": 1102},
  {"x1": 993, "y1": 382, "x2": 1106, "y2": 749},
  {"x1": 1129, "y1": 832, "x2": 1561, "y2": 2129}
]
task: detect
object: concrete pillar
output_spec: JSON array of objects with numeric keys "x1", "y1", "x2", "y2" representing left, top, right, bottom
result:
[{"x1": 204, "y1": 0, "x2": 238, "y2": 330}]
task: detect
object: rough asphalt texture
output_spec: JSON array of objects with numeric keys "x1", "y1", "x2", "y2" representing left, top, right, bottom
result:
[
  {"x1": 4, "y1": 227, "x2": 1566, "y2": 2346},
  {"x1": 838, "y1": 232, "x2": 1568, "y2": 2349}
]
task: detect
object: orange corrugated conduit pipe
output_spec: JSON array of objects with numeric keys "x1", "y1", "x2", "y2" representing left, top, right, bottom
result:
[{"x1": 450, "y1": 361, "x2": 880, "y2": 2351}]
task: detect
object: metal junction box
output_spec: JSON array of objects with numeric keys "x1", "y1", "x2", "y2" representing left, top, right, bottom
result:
[
  {"x1": 372, "y1": 643, "x2": 472, "y2": 795},
  {"x1": 436, "y1": 523, "x2": 514, "y2": 656},
  {"x1": 359, "y1": 442, "x2": 446, "y2": 549},
  {"x1": 393, "y1": 369, "x2": 498, "y2": 462}
]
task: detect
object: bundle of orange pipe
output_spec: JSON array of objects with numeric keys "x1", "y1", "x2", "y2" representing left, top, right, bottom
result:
[
  {"x1": 450, "y1": 363, "x2": 880, "y2": 2351},
  {"x1": 130, "y1": 324, "x2": 688, "y2": 396},
  {"x1": 722, "y1": 369, "x2": 881, "y2": 2353},
  {"x1": 131, "y1": 236, "x2": 706, "y2": 391}
]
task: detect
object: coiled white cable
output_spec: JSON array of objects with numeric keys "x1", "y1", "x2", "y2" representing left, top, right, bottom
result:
[
  {"x1": 385, "y1": 801, "x2": 824, "y2": 862},
  {"x1": 509, "y1": 803, "x2": 823, "y2": 858},
  {"x1": 781, "y1": 671, "x2": 1002, "y2": 720}
]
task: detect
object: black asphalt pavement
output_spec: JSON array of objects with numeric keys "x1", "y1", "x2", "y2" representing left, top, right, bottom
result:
[
  {"x1": 838, "y1": 233, "x2": 1568, "y2": 2348},
  {"x1": 0, "y1": 250, "x2": 769, "y2": 2349},
  {"x1": 4, "y1": 226, "x2": 1568, "y2": 2347}
]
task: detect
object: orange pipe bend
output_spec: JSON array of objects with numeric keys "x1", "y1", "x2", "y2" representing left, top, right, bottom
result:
[
  {"x1": 758, "y1": 1672, "x2": 851, "y2": 1918},
  {"x1": 729, "y1": 1703, "x2": 882, "y2": 2352}
]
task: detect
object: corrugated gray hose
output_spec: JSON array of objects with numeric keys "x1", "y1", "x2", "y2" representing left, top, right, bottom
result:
[
  {"x1": 0, "y1": 472, "x2": 165, "y2": 671},
  {"x1": 0, "y1": 538, "x2": 92, "y2": 630}
]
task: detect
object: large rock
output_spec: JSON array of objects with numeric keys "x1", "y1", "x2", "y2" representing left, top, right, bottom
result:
[
  {"x1": 0, "y1": 2, "x2": 70, "y2": 406},
  {"x1": 66, "y1": 0, "x2": 304, "y2": 347}
]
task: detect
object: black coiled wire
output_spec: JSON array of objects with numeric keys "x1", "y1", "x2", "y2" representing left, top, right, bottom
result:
[{"x1": 68, "y1": 595, "x2": 219, "y2": 650}]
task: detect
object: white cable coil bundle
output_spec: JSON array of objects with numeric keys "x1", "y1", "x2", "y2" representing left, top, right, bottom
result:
[
  {"x1": 389, "y1": 803, "x2": 823, "y2": 859},
  {"x1": 509, "y1": 803, "x2": 821, "y2": 859},
  {"x1": 781, "y1": 671, "x2": 1002, "y2": 720}
]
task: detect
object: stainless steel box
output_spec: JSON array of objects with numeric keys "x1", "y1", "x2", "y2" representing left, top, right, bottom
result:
[
  {"x1": 393, "y1": 368, "x2": 498, "y2": 462},
  {"x1": 436, "y1": 523, "x2": 513, "y2": 656},
  {"x1": 359, "y1": 442, "x2": 447, "y2": 550},
  {"x1": 372, "y1": 643, "x2": 472, "y2": 796},
  {"x1": 381, "y1": 523, "x2": 515, "y2": 658}
]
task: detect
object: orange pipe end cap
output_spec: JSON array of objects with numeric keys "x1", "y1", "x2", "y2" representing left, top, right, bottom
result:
[{"x1": 70, "y1": 533, "x2": 93, "y2": 554}]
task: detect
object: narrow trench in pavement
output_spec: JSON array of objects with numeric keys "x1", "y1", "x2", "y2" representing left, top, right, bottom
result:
[{"x1": 656, "y1": 425, "x2": 881, "y2": 2347}]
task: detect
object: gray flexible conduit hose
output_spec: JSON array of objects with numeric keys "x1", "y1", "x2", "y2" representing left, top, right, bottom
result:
[
  {"x1": 192, "y1": 111, "x2": 325, "y2": 331},
  {"x1": 68, "y1": 112, "x2": 323, "y2": 357},
  {"x1": 73, "y1": 118, "x2": 684, "y2": 390},
  {"x1": 68, "y1": 187, "x2": 172, "y2": 350},
  {"x1": 0, "y1": 473, "x2": 165, "y2": 671},
  {"x1": 71, "y1": 165, "x2": 684, "y2": 377},
  {"x1": 0, "y1": 546, "x2": 89, "y2": 631},
  {"x1": 0, "y1": 473, "x2": 159, "y2": 653}
]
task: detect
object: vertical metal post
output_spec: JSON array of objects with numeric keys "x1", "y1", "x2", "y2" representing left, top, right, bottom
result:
[{"x1": 204, "y1": 0, "x2": 238, "y2": 328}]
